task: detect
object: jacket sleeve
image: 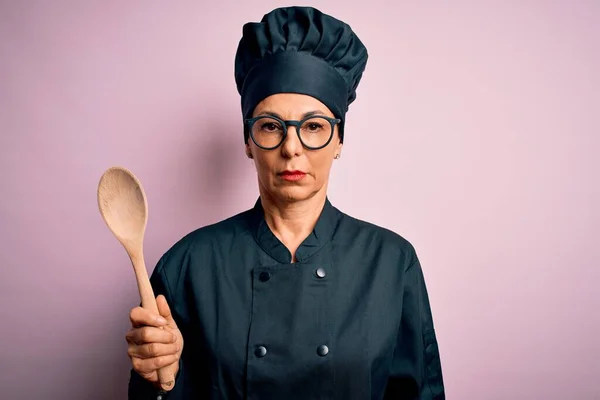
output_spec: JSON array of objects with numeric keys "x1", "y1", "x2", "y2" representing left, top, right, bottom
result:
[
  {"x1": 127, "y1": 258, "x2": 185, "y2": 400},
  {"x1": 384, "y1": 256, "x2": 445, "y2": 400}
]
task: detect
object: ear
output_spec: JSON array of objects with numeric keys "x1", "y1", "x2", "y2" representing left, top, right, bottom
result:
[
  {"x1": 334, "y1": 125, "x2": 343, "y2": 157},
  {"x1": 245, "y1": 144, "x2": 253, "y2": 159},
  {"x1": 334, "y1": 141, "x2": 343, "y2": 158}
]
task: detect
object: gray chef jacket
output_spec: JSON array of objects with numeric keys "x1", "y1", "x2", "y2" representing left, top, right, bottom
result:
[{"x1": 128, "y1": 198, "x2": 445, "y2": 399}]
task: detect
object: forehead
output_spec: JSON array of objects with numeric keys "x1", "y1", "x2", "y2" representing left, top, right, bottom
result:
[{"x1": 253, "y1": 93, "x2": 334, "y2": 118}]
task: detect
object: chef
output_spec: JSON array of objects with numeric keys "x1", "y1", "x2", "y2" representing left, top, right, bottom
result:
[{"x1": 127, "y1": 6, "x2": 445, "y2": 399}]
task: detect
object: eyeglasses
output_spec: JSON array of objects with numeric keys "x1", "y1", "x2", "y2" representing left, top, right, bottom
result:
[{"x1": 245, "y1": 115, "x2": 341, "y2": 150}]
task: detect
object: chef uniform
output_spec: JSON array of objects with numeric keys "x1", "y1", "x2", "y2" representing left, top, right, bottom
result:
[{"x1": 129, "y1": 6, "x2": 444, "y2": 400}]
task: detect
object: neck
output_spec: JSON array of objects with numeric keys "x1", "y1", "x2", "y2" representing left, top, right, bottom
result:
[{"x1": 258, "y1": 187, "x2": 328, "y2": 262}]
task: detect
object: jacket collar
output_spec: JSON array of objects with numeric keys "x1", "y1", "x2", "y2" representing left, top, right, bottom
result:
[{"x1": 250, "y1": 196, "x2": 340, "y2": 263}]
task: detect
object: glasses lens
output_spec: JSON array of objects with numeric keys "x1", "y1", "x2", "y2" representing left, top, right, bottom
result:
[
  {"x1": 299, "y1": 117, "x2": 333, "y2": 148},
  {"x1": 251, "y1": 117, "x2": 284, "y2": 148}
]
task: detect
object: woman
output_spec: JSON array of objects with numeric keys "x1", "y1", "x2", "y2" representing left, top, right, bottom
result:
[{"x1": 127, "y1": 6, "x2": 444, "y2": 400}]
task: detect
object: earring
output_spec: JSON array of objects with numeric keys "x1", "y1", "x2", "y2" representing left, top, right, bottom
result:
[{"x1": 334, "y1": 154, "x2": 340, "y2": 159}]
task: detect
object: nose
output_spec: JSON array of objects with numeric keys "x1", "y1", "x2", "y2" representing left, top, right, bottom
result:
[{"x1": 280, "y1": 125, "x2": 304, "y2": 158}]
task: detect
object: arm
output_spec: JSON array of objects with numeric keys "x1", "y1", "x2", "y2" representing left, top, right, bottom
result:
[{"x1": 384, "y1": 257, "x2": 445, "y2": 400}]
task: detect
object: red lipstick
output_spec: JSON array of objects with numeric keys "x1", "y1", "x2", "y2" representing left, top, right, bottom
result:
[{"x1": 279, "y1": 170, "x2": 306, "y2": 181}]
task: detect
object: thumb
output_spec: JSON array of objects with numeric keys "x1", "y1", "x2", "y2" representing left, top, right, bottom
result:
[{"x1": 156, "y1": 295, "x2": 177, "y2": 329}]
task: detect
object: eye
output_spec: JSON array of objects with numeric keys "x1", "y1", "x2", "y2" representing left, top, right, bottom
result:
[
  {"x1": 260, "y1": 122, "x2": 282, "y2": 132},
  {"x1": 305, "y1": 122, "x2": 324, "y2": 132}
]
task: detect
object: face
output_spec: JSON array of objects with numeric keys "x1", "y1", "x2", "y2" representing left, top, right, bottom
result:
[{"x1": 246, "y1": 93, "x2": 343, "y2": 203}]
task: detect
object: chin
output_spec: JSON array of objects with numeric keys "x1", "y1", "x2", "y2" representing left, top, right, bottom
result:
[{"x1": 272, "y1": 186, "x2": 318, "y2": 203}]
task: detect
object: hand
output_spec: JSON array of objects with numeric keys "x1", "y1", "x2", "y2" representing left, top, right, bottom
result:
[{"x1": 126, "y1": 295, "x2": 184, "y2": 390}]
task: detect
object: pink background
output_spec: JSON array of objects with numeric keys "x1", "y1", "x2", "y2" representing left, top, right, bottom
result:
[{"x1": 1, "y1": 1, "x2": 598, "y2": 399}]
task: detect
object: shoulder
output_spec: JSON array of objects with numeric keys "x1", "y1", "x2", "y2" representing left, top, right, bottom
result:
[
  {"x1": 335, "y1": 206, "x2": 418, "y2": 265},
  {"x1": 155, "y1": 207, "x2": 254, "y2": 271}
]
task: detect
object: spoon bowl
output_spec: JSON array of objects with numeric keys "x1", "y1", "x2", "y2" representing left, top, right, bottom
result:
[{"x1": 98, "y1": 166, "x2": 148, "y2": 249}]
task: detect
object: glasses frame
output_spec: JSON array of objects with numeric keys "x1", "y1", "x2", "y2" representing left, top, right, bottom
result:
[{"x1": 245, "y1": 115, "x2": 341, "y2": 150}]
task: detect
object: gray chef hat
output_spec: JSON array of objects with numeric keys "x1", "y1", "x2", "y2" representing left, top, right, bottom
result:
[{"x1": 234, "y1": 6, "x2": 368, "y2": 143}]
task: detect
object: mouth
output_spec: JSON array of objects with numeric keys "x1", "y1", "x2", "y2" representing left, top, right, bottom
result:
[{"x1": 278, "y1": 170, "x2": 307, "y2": 181}]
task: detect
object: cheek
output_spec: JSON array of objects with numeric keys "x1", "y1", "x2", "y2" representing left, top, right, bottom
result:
[
  {"x1": 310, "y1": 155, "x2": 334, "y2": 180},
  {"x1": 253, "y1": 153, "x2": 276, "y2": 177}
]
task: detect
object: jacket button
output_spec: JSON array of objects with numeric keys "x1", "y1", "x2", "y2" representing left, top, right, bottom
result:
[
  {"x1": 317, "y1": 345, "x2": 329, "y2": 356},
  {"x1": 259, "y1": 271, "x2": 271, "y2": 282},
  {"x1": 255, "y1": 345, "x2": 268, "y2": 357},
  {"x1": 315, "y1": 267, "x2": 326, "y2": 278}
]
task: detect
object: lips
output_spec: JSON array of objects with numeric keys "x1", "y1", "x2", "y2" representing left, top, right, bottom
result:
[{"x1": 279, "y1": 170, "x2": 307, "y2": 181}]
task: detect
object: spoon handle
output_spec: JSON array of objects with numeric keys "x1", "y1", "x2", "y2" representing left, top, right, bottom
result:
[{"x1": 131, "y1": 253, "x2": 176, "y2": 391}]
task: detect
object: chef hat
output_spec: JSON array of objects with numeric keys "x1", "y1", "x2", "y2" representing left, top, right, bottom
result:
[{"x1": 234, "y1": 6, "x2": 368, "y2": 143}]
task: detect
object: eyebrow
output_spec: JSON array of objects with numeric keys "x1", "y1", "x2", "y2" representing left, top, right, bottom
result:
[{"x1": 257, "y1": 110, "x2": 327, "y2": 119}]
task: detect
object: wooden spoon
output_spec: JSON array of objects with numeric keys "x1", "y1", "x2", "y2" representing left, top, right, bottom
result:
[{"x1": 97, "y1": 166, "x2": 174, "y2": 391}]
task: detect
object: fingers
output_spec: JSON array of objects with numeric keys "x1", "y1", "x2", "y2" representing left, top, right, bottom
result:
[
  {"x1": 131, "y1": 354, "x2": 180, "y2": 375},
  {"x1": 137, "y1": 370, "x2": 158, "y2": 385},
  {"x1": 156, "y1": 295, "x2": 178, "y2": 329},
  {"x1": 130, "y1": 306, "x2": 168, "y2": 328},
  {"x1": 126, "y1": 326, "x2": 177, "y2": 346},
  {"x1": 128, "y1": 341, "x2": 181, "y2": 360},
  {"x1": 127, "y1": 297, "x2": 181, "y2": 387}
]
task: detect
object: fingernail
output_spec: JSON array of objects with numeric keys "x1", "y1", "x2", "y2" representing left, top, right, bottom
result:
[{"x1": 156, "y1": 316, "x2": 168, "y2": 325}]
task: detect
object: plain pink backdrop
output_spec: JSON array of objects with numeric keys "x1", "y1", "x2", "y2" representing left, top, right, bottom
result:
[{"x1": 1, "y1": 1, "x2": 598, "y2": 399}]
